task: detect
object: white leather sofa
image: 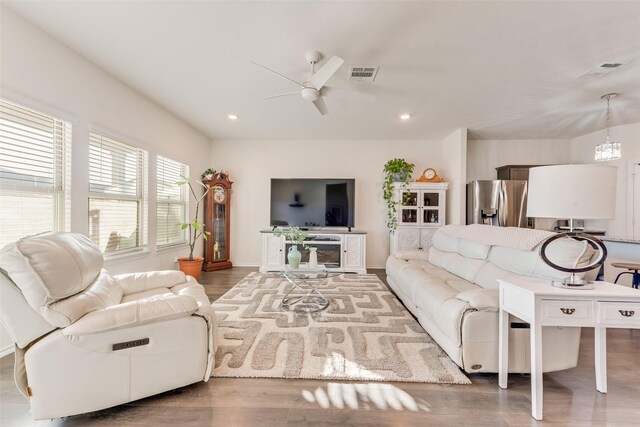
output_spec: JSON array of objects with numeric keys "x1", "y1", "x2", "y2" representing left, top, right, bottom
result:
[
  {"x1": 0, "y1": 232, "x2": 218, "y2": 420},
  {"x1": 386, "y1": 226, "x2": 596, "y2": 374}
]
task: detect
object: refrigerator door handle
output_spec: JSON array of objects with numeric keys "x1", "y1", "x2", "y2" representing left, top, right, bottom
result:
[{"x1": 498, "y1": 182, "x2": 507, "y2": 227}]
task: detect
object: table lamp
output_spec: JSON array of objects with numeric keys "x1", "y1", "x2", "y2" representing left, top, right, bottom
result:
[{"x1": 527, "y1": 164, "x2": 617, "y2": 289}]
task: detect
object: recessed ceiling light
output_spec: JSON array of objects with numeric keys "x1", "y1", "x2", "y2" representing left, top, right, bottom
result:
[
  {"x1": 399, "y1": 113, "x2": 411, "y2": 120},
  {"x1": 227, "y1": 114, "x2": 239, "y2": 120}
]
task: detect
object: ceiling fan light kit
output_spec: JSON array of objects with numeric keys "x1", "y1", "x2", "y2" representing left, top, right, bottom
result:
[{"x1": 251, "y1": 50, "x2": 345, "y2": 115}]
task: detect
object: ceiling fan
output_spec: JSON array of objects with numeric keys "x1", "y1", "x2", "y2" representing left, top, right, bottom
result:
[{"x1": 250, "y1": 51, "x2": 344, "y2": 116}]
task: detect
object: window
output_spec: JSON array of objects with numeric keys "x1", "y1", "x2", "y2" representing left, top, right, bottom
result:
[
  {"x1": 156, "y1": 155, "x2": 189, "y2": 247},
  {"x1": 89, "y1": 131, "x2": 147, "y2": 254},
  {"x1": 0, "y1": 99, "x2": 71, "y2": 247}
]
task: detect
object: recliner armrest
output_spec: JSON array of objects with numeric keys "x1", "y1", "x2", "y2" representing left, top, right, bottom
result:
[
  {"x1": 115, "y1": 270, "x2": 188, "y2": 295},
  {"x1": 62, "y1": 294, "x2": 198, "y2": 335},
  {"x1": 455, "y1": 288, "x2": 499, "y2": 312}
]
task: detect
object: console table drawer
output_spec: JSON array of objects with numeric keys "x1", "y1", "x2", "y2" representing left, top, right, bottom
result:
[
  {"x1": 541, "y1": 299, "x2": 593, "y2": 324},
  {"x1": 597, "y1": 302, "x2": 640, "y2": 326}
]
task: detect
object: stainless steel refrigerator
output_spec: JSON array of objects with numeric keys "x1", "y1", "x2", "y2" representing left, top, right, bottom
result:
[{"x1": 467, "y1": 180, "x2": 531, "y2": 227}]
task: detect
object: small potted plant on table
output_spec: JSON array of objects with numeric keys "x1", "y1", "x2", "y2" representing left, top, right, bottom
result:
[{"x1": 176, "y1": 176, "x2": 212, "y2": 281}]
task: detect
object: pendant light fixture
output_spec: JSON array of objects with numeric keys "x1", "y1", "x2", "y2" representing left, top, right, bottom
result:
[{"x1": 594, "y1": 93, "x2": 622, "y2": 161}]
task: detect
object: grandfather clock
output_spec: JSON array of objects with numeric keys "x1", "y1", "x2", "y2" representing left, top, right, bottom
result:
[{"x1": 202, "y1": 173, "x2": 233, "y2": 271}]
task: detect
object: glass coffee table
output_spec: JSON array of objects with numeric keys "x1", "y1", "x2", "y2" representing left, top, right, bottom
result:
[{"x1": 271, "y1": 269, "x2": 341, "y2": 313}]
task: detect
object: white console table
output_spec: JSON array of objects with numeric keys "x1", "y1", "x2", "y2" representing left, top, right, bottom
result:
[
  {"x1": 498, "y1": 278, "x2": 640, "y2": 420},
  {"x1": 260, "y1": 229, "x2": 366, "y2": 274}
]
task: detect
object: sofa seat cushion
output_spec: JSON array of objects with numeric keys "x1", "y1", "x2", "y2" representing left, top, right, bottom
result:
[
  {"x1": 121, "y1": 287, "x2": 173, "y2": 303},
  {"x1": 62, "y1": 293, "x2": 198, "y2": 335},
  {"x1": 43, "y1": 270, "x2": 123, "y2": 327},
  {"x1": 412, "y1": 275, "x2": 471, "y2": 347}
]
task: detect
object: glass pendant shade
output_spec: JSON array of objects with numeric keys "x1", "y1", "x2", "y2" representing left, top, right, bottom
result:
[
  {"x1": 594, "y1": 93, "x2": 622, "y2": 161},
  {"x1": 594, "y1": 140, "x2": 621, "y2": 161}
]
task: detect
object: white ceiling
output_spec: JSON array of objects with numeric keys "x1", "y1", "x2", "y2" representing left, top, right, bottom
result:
[{"x1": 5, "y1": 1, "x2": 640, "y2": 140}]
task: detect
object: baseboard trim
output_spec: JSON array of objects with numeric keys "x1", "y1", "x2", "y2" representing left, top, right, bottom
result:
[{"x1": 0, "y1": 344, "x2": 14, "y2": 358}]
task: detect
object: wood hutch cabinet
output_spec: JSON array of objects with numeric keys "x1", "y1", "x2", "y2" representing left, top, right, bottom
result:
[{"x1": 202, "y1": 174, "x2": 232, "y2": 271}]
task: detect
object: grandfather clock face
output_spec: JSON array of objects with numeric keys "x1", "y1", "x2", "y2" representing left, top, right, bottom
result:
[{"x1": 213, "y1": 186, "x2": 226, "y2": 203}]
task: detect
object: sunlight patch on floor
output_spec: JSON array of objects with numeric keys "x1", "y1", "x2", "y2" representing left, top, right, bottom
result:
[{"x1": 301, "y1": 382, "x2": 431, "y2": 412}]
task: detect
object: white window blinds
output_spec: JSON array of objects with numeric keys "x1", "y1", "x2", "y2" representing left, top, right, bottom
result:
[
  {"x1": 156, "y1": 155, "x2": 189, "y2": 247},
  {"x1": 89, "y1": 131, "x2": 148, "y2": 254},
  {"x1": 0, "y1": 99, "x2": 72, "y2": 247}
]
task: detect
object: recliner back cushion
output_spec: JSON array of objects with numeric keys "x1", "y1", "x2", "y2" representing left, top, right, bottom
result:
[{"x1": 0, "y1": 232, "x2": 103, "y2": 313}]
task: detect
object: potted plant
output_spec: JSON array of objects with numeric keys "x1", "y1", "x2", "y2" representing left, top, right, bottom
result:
[
  {"x1": 201, "y1": 168, "x2": 217, "y2": 181},
  {"x1": 176, "y1": 176, "x2": 212, "y2": 280},
  {"x1": 274, "y1": 226, "x2": 309, "y2": 269},
  {"x1": 382, "y1": 158, "x2": 415, "y2": 234}
]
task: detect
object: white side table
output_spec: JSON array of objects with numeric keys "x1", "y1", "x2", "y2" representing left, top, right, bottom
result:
[{"x1": 498, "y1": 279, "x2": 640, "y2": 420}]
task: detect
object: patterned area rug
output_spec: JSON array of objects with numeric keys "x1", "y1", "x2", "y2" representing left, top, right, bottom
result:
[{"x1": 212, "y1": 272, "x2": 470, "y2": 384}]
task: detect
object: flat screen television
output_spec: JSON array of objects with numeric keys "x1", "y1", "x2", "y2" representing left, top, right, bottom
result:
[{"x1": 270, "y1": 178, "x2": 355, "y2": 228}]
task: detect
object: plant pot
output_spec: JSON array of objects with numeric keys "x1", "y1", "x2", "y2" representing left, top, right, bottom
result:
[
  {"x1": 177, "y1": 257, "x2": 204, "y2": 281},
  {"x1": 392, "y1": 171, "x2": 409, "y2": 182}
]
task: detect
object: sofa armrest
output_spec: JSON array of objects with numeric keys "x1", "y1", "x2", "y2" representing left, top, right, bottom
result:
[
  {"x1": 62, "y1": 294, "x2": 198, "y2": 335},
  {"x1": 115, "y1": 270, "x2": 188, "y2": 295},
  {"x1": 456, "y1": 288, "x2": 499, "y2": 312}
]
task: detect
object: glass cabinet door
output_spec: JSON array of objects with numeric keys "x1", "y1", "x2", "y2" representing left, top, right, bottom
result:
[
  {"x1": 401, "y1": 191, "x2": 419, "y2": 206},
  {"x1": 422, "y1": 192, "x2": 439, "y2": 207},
  {"x1": 422, "y1": 208, "x2": 440, "y2": 225},
  {"x1": 212, "y1": 204, "x2": 227, "y2": 260},
  {"x1": 400, "y1": 207, "x2": 419, "y2": 224}
]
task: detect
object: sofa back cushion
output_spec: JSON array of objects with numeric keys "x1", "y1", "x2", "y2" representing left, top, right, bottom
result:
[
  {"x1": 428, "y1": 248, "x2": 488, "y2": 283},
  {"x1": 428, "y1": 228, "x2": 596, "y2": 288},
  {"x1": 488, "y1": 237, "x2": 594, "y2": 280},
  {"x1": 0, "y1": 232, "x2": 104, "y2": 314},
  {"x1": 432, "y1": 231, "x2": 491, "y2": 259}
]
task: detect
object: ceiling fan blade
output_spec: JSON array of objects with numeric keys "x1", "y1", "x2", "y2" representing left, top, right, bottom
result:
[
  {"x1": 310, "y1": 56, "x2": 344, "y2": 90},
  {"x1": 249, "y1": 61, "x2": 304, "y2": 88},
  {"x1": 312, "y1": 96, "x2": 328, "y2": 116},
  {"x1": 262, "y1": 91, "x2": 300, "y2": 100}
]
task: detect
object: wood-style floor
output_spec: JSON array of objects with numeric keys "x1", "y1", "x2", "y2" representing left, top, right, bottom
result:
[{"x1": 2, "y1": 267, "x2": 639, "y2": 426}]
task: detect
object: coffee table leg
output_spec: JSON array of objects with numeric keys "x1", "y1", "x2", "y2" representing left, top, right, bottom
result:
[{"x1": 281, "y1": 276, "x2": 329, "y2": 313}]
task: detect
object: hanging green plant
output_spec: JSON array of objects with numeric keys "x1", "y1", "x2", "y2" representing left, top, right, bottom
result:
[{"x1": 382, "y1": 158, "x2": 415, "y2": 234}]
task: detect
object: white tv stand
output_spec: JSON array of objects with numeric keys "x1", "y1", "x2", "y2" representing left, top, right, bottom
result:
[{"x1": 260, "y1": 229, "x2": 367, "y2": 274}]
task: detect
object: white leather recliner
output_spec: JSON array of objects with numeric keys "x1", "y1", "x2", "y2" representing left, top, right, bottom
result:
[{"x1": 0, "y1": 232, "x2": 218, "y2": 420}]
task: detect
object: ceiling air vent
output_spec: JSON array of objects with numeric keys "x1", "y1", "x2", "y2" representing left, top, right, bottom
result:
[
  {"x1": 578, "y1": 62, "x2": 626, "y2": 78},
  {"x1": 348, "y1": 66, "x2": 378, "y2": 82}
]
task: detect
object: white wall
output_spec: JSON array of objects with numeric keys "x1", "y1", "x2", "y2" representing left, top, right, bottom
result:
[
  {"x1": 570, "y1": 122, "x2": 640, "y2": 238},
  {"x1": 467, "y1": 139, "x2": 572, "y2": 181},
  {"x1": 442, "y1": 129, "x2": 467, "y2": 224},
  {"x1": 0, "y1": 8, "x2": 211, "y2": 355},
  {"x1": 210, "y1": 139, "x2": 444, "y2": 268}
]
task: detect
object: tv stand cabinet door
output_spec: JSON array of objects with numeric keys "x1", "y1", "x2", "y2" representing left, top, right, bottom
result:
[
  {"x1": 342, "y1": 234, "x2": 366, "y2": 272},
  {"x1": 261, "y1": 234, "x2": 284, "y2": 271}
]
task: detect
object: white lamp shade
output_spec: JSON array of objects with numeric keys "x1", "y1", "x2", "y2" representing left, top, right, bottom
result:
[{"x1": 527, "y1": 165, "x2": 617, "y2": 219}]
